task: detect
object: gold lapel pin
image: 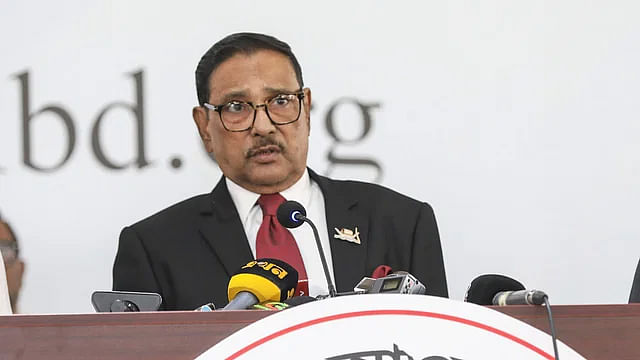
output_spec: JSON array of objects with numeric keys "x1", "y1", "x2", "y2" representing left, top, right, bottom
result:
[{"x1": 334, "y1": 227, "x2": 361, "y2": 245}]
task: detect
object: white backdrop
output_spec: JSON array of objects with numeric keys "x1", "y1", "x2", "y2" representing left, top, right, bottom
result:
[{"x1": 1, "y1": 1, "x2": 639, "y2": 313}]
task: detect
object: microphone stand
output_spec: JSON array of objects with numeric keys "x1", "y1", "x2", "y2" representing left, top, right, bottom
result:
[{"x1": 298, "y1": 214, "x2": 337, "y2": 297}]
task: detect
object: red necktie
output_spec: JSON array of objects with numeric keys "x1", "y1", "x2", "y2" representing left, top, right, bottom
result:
[{"x1": 255, "y1": 193, "x2": 309, "y2": 297}]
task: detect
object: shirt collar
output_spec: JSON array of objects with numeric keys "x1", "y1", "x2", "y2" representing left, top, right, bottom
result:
[{"x1": 225, "y1": 169, "x2": 312, "y2": 224}]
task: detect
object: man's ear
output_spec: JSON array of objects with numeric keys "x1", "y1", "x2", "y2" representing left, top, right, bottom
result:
[{"x1": 193, "y1": 106, "x2": 214, "y2": 153}]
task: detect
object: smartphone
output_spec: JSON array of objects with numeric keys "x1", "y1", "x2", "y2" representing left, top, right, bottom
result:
[{"x1": 91, "y1": 291, "x2": 162, "y2": 312}]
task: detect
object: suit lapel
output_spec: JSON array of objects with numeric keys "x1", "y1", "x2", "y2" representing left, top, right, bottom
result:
[
  {"x1": 197, "y1": 171, "x2": 368, "y2": 292},
  {"x1": 309, "y1": 169, "x2": 368, "y2": 292},
  {"x1": 198, "y1": 177, "x2": 253, "y2": 277}
]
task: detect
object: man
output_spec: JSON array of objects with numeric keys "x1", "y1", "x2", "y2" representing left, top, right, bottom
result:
[
  {"x1": 0, "y1": 217, "x2": 25, "y2": 313},
  {"x1": 113, "y1": 32, "x2": 447, "y2": 310}
]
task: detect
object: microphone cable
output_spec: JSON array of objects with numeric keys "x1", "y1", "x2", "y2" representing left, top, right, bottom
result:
[{"x1": 542, "y1": 294, "x2": 560, "y2": 360}]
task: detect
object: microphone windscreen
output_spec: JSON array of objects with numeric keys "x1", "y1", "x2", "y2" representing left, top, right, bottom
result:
[
  {"x1": 465, "y1": 274, "x2": 525, "y2": 305},
  {"x1": 276, "y1": 200, "x2": 306, "y2": 229},
  {"x1": 228, "y1": 258, "x2": 299, "y2": 303},
  {"x1": 283, "y1": 295, "x2": 317, "y2": 307}
]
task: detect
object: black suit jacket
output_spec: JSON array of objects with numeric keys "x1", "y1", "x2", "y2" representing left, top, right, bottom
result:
[
  {"x1": 630, "y1": 258, "x2": 640, "y2": 303},
  {"x1": 113, "y1": 169, "x2": 448, "y2": 310}
]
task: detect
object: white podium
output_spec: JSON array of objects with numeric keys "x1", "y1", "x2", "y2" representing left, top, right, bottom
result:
[{"x1": 198, "y1": 294, "x2": 585, "y2": 359}]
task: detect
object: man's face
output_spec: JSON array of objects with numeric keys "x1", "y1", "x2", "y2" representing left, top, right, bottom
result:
[
  {"x1": 193, "y1": 50, "x2": 312, "y2": 194},
  {"x1": 0, "y1": 221, "x2": 24, "y2": 312}
]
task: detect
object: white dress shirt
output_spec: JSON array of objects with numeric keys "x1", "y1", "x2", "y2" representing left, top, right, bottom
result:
[
  {"x1": 225, "y1": 170, "x2": 335, "y2": 297},
  {"x1": 0, "y1": 255, "x2": 12, "y2": 314}
]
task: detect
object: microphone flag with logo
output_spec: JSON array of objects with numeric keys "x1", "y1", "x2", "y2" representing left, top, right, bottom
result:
[{"x1": 224, "y1": 258, "x2": 298, "y2": 310}]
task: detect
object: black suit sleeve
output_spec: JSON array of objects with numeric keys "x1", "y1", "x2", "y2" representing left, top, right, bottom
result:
[
  {"x1": 630, "y1": 258, "x2": 640, "y2": 303},
  {"x1": 411, "y1": 202, "x2": 448, "y2": 297},
  {"x1": 112, "y1": 226, "x2": 162, "y2": 297}
]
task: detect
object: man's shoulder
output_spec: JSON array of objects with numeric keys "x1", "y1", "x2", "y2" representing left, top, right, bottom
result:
[
  {"x1": 316, "y1": 174, "x2": 431, "y2": 211},
  {"x1": 127, "y1": 193, "x2": 211, "y2": 232}
]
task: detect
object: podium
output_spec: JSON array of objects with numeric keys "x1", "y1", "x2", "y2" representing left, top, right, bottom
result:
[{"x1": 1, "y1": 304, "x2": 639, "y2": 359}]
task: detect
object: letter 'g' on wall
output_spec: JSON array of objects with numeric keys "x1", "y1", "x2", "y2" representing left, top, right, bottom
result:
[{"x1": 324, "y1": 98, "x2": 383, "y2": 182}]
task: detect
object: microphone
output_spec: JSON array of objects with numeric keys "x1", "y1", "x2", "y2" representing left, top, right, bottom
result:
[
  {"x1": 464, "y1": 274, "x2": 525, "y2": 305},
  {"x1": 354, "y1": 271, "x2": 426, "y2": 295},
  {"x1": 493, "y1": 289, "x2": 548, "y2": 306},
  {"x1": 91, "y1": 291, "x2": 162, "y2": 312},
  {"x1": 277, "y1": 200, "x2": 337, "y2": 297},
  {"x1": 276, "y1": 200, "x2": 306, "y2": 228},
  {"x1": 194, "y1": 303, "x2": 216, "y2": 311},
  {"x1": 466, "y1": 275, "x2": 558, "y2": 359},
  {"x1": 223, "y1": 258, "x2": 298, "y2": 310}
]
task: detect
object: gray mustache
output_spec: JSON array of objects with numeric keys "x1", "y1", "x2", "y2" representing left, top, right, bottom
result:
[{"x1": 246, "y1": 138, "x2": 285, "y2": 158}]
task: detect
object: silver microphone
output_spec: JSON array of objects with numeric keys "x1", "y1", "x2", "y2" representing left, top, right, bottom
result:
[{"x1": 492, "y1": 289, "x2": 548, "y2": 306}]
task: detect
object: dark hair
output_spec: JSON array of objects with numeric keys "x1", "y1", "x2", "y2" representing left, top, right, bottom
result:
[{"x1": 195, "y1": 32, "x2": 304, "y2": 106}]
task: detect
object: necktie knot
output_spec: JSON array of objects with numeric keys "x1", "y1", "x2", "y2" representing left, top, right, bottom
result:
[{"x1": 257, "y1": 193, "x2": 286, "y2": 216}]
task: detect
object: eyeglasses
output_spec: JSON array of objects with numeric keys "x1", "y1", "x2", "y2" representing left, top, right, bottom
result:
[
  {"x1": 0, "y1": 239, "x2": 18, "y2": 266},
  {"x1": 203, "y1": 90, "x2": 305, "y2": 132}
]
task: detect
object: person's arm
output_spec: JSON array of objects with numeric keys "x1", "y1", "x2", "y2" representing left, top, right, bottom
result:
[
  {"x1": 112, "y1": 226, "x2": 162, "y2": 301},
  {"x1": 630, "y1": 258, "x2": 640, "y2": 303},
  {"x1": 410, "y1": 202, "x2": 448, "y2": 297},
  {"x1": 0, "y1": 255, "x2": 12, "y2": 314}
]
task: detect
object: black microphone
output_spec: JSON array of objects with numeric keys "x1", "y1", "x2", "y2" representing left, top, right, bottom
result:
[
  {"x1": 466, "y1": 274, "x2": 558, "y2": 359},
  {"x1": 277, "y1": 200, "x2": 337, "y2": 297},
  {"x1": 223, "y1": 258, "x2": 298, "y2": 310},
  {"x1": 464, "y1": 274, "x2": 525, "y2": 305},
  {"x1": 492, "y1": 289, "x2": 548, "y2": 306}
]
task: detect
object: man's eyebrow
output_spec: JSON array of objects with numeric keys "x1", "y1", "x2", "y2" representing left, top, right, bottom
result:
[
  {"x1": 264, "y1": 87, "x2": 299, "y2": 95},
  {"x1": 214, "y1": 87, "x2": 300, "y2": 104},
  {"x1": 216, "y1": 90, "x2": 250, "y2": 104}
]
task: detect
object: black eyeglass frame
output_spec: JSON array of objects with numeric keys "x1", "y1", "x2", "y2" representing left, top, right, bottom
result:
[{"x1": 203, "y1": 90, "x2": 306, "y2": 132}]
